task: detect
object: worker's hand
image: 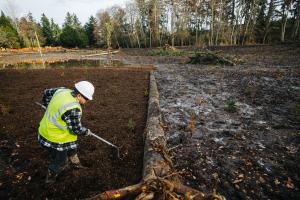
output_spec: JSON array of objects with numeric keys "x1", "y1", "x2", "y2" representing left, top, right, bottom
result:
[{"x1": 86, "y1": 129, "x2": 92, "y2": 136}]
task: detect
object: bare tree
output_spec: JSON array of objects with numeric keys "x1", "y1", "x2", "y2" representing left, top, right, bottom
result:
[
  {"x1": 263, "y1": 0, "x2": 276, "y2": 43},
  {"x1": 291, "y1": 0, "x2": 300, "y2": 39},
  {"x1": 210, "y1": 0, "x2": 216, "y2": 45},
  {"x1": 280, "y1": 0, "x2": 293, "y2": 42}
]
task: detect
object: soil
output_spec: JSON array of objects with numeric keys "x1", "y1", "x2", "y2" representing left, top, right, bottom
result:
[
  {"x1": 151, "y1": 44, "x2": 300, "y2": 200},
  {"x1": 119, "y1": 44, "x2": 300, "y2": 199},
  {"x1": 0, "y1": 67, "x2": 150, "y2": 199},
  {"x1": 1, "y1": 44, "x2": 299, "y2": 200}
]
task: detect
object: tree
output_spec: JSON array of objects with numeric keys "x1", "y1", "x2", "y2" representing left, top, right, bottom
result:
[
  {"x1": 263, "y1": 0, "x2": 276, "y2": 43},
  {"x1": 291, "y1": 0, "x2": 300, "y2": 40},
  {"x1": 84, "y1": 15, "x2": 97, "y2": 46},
  {"x1": 95, "y1": 11, "x2": 111, "y2": 47},
  {"x1": 5, "y1": 0, "x2": 293, "y2": 49},
  {"x1": 125, "y1": 2, "x2": 141, "y2": 48},
  {"x1": 280, "y1": 0, "x2": 293, "y2": 42},
  {"x1": 255, "y1": 0, "x2": 268, "y2": 43},
  {"x1": 50, "y1": 18, "x2": 61, "y2": 45},
  {"x1": 18, "y1": 13, "x2": 45, "y2": 47},
  {"x1": 60, "y1": 13, "x2": 88, "y2": 48},
  {"x1": 110, "y1": 6, "x2": 128, "y2": 48},
  {"x1": 135, "y1": 0, "x2": 149, "y2": 47},
  {"x1": 64, "y1": 12, "x2": 73, "y2": 28},
  {"x1": 0, "y1": 11, "x2": 20, "y2": 48},
  {"x1": 148, "y1": 0, "x2": 160, "y2": 47},
  {"x1": 41, "y1": 13, "x2": 54, "y2": 46},
  {"x1": 60, "y1": 26, "x2": 79, "y2": 47}
]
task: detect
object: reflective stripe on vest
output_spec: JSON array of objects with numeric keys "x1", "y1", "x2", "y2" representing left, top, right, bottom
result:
[{"x1": 45, "y1": 101, "x2": 80, "y2": 130}]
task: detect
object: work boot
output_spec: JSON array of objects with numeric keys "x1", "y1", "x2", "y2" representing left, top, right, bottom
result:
[
  {"x1": 69, "y1": 153, "x2": 88, "y2": 169},
  {"x1": 45, "y1": 169, "x2": 57, "y2": 184}
]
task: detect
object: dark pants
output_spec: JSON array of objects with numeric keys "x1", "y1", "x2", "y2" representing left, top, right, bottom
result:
[{"x1": 44, "y1": 146, "x2": 77, "y2": 175}]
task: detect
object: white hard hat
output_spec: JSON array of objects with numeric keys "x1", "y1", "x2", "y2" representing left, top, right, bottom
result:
[{"x1": 75, "y1": 81, "x2": 95, "y2": 100}]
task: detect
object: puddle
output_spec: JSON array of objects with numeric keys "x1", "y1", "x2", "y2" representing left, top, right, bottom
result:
[{"x1": 1, "y1": 59, "x2": 126, "y2": 69}]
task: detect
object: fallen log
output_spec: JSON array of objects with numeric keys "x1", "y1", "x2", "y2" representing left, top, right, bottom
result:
[
  {"x1": 87, "y1": 72, "x2": 225, "y2": 200},
  {"x1": 81, "y1": 50, "x2": 120, "y2": 58}
]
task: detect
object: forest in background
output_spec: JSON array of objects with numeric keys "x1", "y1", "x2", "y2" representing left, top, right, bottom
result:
[{"x1": 0, "y1": 0, "x2": 300, "y2": 49}]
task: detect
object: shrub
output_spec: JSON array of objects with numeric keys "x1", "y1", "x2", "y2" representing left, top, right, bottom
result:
[
  {"x1": 128, "y1": 117, "x2": 136, "y2": 132},
  {"x1": 144, "y1": 88, "x2": 149, "y2": 97},
  {"x1": 226, "y1": 99, "x2": 237, "y2": 113}
]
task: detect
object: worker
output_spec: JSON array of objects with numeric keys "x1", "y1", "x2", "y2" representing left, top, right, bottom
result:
[{"x1": 37, "y1": 81, "x2": 94, "y2": 184}]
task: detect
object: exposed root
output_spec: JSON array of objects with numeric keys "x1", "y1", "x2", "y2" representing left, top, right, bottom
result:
[
  {"x1": 87, "y1": 172, "x2": 207, "y2": 200},
  {"x1": 84, "y1": 183, "x2": 142, "y2": 200}
]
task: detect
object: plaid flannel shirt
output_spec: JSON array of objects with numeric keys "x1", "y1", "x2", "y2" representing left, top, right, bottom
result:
[{"x1": 38, "y1": 87, "x2": 88, "y2": 151}]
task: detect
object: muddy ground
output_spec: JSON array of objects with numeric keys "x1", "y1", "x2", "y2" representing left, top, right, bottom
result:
[
  {"x1": 0, "y1": 68, "x2": 150, "y2": 199},
  {"x1": 156, "y1": 65, "x2": 300, "y2": 199},
  {"x1": 151, "y1": 45, "x2": 300, "y2": 200},
  {"x1": 1, "y1": 44, "x2": 299, "y2": 200},
  {"x1": 120, "y1": 44, "x2": 300, "y2": 199}
]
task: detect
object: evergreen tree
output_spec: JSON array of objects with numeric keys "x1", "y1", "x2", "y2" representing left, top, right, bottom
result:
[
  {"x1": 72, "y1": 14, "x2": 81, "y2": 29},
  {"x1": 60, "y1": 13, "x2": 88, "y2": 48},
  {"x1": 41, "y1": 13, "x2": 54, "y2": 45},
  {"x1": 84, "y1": 15, "x2": 97, "y2": 46},
  {"x1": 64, "y1": 12, "x2": 73, "y2": 28},
  {"x1": 50, "y1": 18, "x2": 61, "y2": 45},
  {"x1": 60, "y1": 25, "x2": 79, "y2": 47},
  {"x1": 0, "y1": 11, "x2": 20, "y2": 48}
]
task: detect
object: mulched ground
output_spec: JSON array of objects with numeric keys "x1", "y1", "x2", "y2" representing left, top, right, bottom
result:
[{"x1": 0, "y1": 67, "x2": 150, "y2": 199}]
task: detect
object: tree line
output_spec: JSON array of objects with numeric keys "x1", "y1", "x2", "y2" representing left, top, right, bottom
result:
[
  {"x1": 0, "y1": 11, "x2": 96, "y2": 48},
  {"x1": 1, "y1": 0, "x2": 299, "y2": 49}
]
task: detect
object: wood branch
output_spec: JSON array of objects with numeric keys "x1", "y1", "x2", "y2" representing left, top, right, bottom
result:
[
  {"x1": 188, "y1": 51, "x2": 237, "y2": 66},
  {"x1": 81, "y1": 50, "x2": 119, "y2": 58},
  {"x1": 173, "y1": 182, "x2": 205, "y2": 200},
  {"x1": 84, "y1": 183, "x2": 142, "y2": 200}
]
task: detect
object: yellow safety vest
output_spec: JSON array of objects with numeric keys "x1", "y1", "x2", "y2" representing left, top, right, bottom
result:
[{"x1": 39, "y1": 89, "x2": 82, "y2": 144}]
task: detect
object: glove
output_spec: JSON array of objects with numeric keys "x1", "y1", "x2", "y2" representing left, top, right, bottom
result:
[{"x1": 86, "y1": 129, "x2": 92, "y2": 136}]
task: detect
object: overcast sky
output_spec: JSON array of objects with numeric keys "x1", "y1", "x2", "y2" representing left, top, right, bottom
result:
[{"x1": 0, "y1": 0, "x2": 128, "y2": 26}]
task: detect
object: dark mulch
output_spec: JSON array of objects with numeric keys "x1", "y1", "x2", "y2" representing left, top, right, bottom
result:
[{"x1": 0, "y1": 67, "x2": 150, "y2": 199}]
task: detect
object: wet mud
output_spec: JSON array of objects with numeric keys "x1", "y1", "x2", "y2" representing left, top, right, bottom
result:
[{"x1": 152, "y1": 44, "x2": 300, "y2": 199}]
